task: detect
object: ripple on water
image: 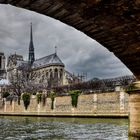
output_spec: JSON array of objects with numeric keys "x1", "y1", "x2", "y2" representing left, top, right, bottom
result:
[{"x1": 0, "y1": 117, "x2": 128, "y2": 140}]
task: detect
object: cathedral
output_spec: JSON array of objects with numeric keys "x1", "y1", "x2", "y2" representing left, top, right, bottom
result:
[{"x1": 6, "y1": 24, "x2": 79, "y2": 88}]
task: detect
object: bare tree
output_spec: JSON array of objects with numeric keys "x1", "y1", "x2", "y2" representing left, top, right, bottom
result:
[{"x1": 9, "y1": 64, "x2": 38, "y2": 104}]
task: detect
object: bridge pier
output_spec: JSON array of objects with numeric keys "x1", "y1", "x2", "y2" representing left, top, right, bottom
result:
[{"x1": 128, "y1": 81, "x2": 140, "y2": 138}]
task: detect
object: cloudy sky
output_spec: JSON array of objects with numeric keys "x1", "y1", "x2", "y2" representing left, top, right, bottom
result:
[{"x1": 0, "y1": 4, "x2": 133, "y2": 80}]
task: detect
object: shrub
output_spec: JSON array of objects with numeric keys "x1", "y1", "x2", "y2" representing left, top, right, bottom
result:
[
  {"x1": 36, "y1": 93, "x2": 42, "y2": 104},
  {"x1": 2, "y1": 92, "x2": 10, "y2": 98},
  {"x1": 42, "y1": 94, "x2": 46, "y2": 106},
  {"x1": 49, "y1": 91, "x2": 56, "y2": 110},
  {"x1": 22, "y1": 93, "x2": 31, "y2": 110},
  {"x1": 69, "y1": 90, "x2": 81, "y2": 108},
  {"x1": 126, "y1": 83, "x2": 136, "y2": 92}
]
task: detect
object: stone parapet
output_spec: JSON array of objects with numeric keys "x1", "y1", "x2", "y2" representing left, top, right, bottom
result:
[{"x1": 0, "y1": 92, "x2": 129, "y2": 117}]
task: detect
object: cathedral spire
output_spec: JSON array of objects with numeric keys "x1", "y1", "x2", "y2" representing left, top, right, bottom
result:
[
  {"x1": 30, "y1": 22, "x2": 33, "y2": 42},
  {"x1": 28, "y1": 22, "x2": 35, "y2": 65},
  {"x1": 55, "y1": 46, "x2": 57, "y2": 54}
]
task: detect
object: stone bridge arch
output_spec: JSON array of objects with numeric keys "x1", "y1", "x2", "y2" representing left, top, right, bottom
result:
[{"x1": 0, "y1": 0, "x2": 140, "y2": 79}]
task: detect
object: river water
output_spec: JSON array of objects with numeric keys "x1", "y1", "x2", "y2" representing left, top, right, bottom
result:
[{"x1": 0, "y1": 117, "x2": 128, "y2": 140}]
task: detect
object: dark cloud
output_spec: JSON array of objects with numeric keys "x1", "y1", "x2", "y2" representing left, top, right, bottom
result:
[{"x1": 0, "y1": 4, "x2": 132, "y2": 80}]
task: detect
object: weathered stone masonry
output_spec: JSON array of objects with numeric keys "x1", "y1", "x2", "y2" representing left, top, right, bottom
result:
[{"x1": 0, "y1": 92, "x2": 129, "y2": 116}]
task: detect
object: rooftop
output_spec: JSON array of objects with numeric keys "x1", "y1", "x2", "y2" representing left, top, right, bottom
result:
[{"x1": 32, "y1": 53, "x2": 64, "y2": 69}]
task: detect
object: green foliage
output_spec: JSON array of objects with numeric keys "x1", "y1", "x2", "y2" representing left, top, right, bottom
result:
[
  {"x1": 42, "y1": 94, "x2": 46, "y2": 106},
  {"x1": 36, "y1": 93, "x2": 42, "y2": 104},
  {"x1": 2, "y1": 92, "x2": 10, "y2": 98},
  {"x1": 51, "y1": 97, "x2": 55, "y2": 110},
  {"x1": 49, "y1": 91, "x2": 56, "y2": 110},
  {"x1": 69, "y1": 90, "x2": 81, "y2": 95},
  {"x1": 69, "y1": 90, "x2": 81, "y2": 108},
  {"x1": 22, "y1": 93, "x2": 31, "y2": 110},
  {"x1": 126, "y1": 83, "x2": 137, "y2": 92}
]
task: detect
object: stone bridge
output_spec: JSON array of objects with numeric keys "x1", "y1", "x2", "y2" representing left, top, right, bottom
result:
[{"x1": 0, "y1": 0, "x2": 140, "y2": 79}]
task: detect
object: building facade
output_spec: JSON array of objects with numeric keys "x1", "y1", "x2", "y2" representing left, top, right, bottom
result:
[{"x1": 7, "y1": 24, "x2": 79, "y2": 88}]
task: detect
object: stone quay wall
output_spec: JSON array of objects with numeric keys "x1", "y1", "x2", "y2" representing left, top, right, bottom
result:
[{"x1": 0, "y1": 92, "x2": 129, "y2": 117}]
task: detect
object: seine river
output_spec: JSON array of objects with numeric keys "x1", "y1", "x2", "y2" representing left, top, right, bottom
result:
[{"x1": 0, "y1": 116, "x2": 128, "y2": 140}]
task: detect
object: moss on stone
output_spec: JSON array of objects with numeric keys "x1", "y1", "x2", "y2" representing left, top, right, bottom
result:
[
  {"x1": 69, "y1": 90, "x2": 81, "y2": 108},
  {"x1": 22, "y1": 93, "x2": 31, "y2": 110},
  {"x1": 49, "y1": 91, "x2": 56, "y2": 110},
  {"x1": 36, "y1": 93, "x2": 42, "y2": 104}
]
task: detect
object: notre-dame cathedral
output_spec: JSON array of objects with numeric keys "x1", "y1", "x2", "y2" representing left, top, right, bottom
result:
[{"x1": 5, "y1": 23, "x2": 79, "y2": 87}]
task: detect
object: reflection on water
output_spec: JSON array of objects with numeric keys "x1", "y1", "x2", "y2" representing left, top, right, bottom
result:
[{"x1": 0, "y1": 116, "x2": 128, "y2": 140}]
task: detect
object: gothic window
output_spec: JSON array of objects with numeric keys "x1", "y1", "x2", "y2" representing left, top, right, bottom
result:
[
  {"x1": 50, "y1": 71, "x2": 53, "y2": 79},
  {"x1": 46, "y1": 71, "x2": 48, "y2": 77},
  {"x1": 54, "y1": 68, "x2": 58, "y2": 79},
  {"x1": 49, "y1": 71, "x2": 53, "y2": 86},
  {"x1": 60, "y1": 69, "x2": 63, "y2": 79}
]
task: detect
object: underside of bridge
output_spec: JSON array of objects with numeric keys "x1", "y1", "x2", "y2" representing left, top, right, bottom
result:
[{"x1": 0, "y1": 0, "x2": 140, "y2": 79}]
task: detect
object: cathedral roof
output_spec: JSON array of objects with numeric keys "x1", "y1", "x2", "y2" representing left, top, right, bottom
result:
[
  {"x1": 15, "y1": 60, "x2": 29, "y2": 70},
  {"x1": 32, "y1": 53, "x2": 64, "y2": 69}
]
